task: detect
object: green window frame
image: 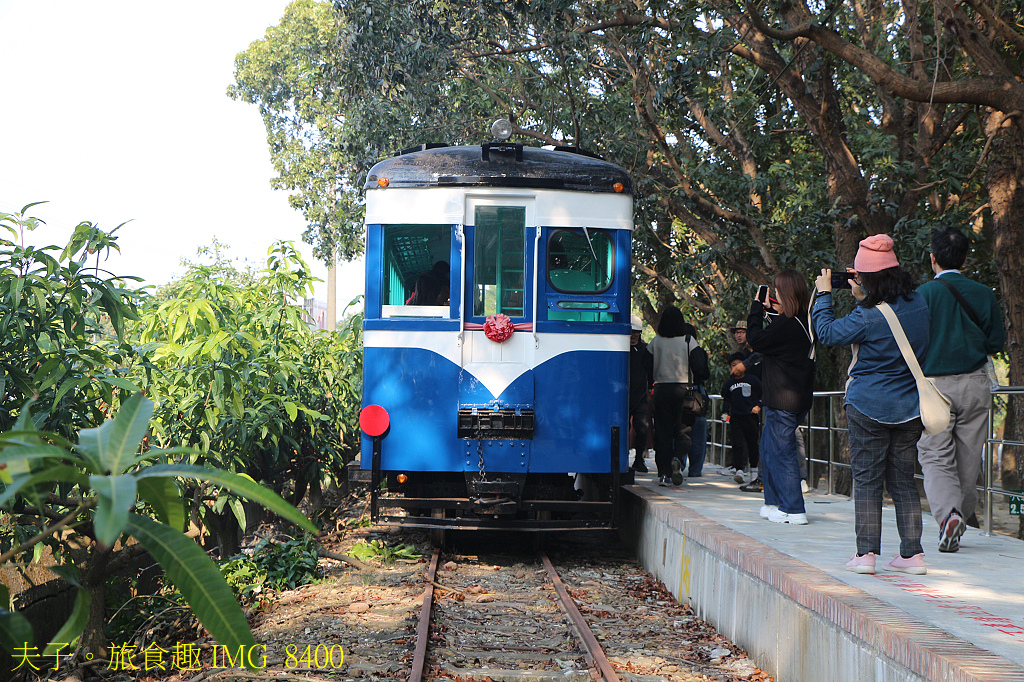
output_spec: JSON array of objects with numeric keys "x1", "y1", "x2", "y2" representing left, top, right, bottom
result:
[{"x1": 473, "y1": 206, "x2": 526, "y2": 318}]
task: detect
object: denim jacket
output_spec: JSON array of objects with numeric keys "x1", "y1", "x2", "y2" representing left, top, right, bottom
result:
[{"x1": 812, "y1": 291, "x2": 930, "y2": 424}]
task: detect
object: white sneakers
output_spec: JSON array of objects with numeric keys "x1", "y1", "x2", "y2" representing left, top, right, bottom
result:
[
  {"x1": 759, "y1": 504, "x2": 777, "y2": 518},
  {"x1": 767, "y1": 508, "x2": 808, "y2": 525}
]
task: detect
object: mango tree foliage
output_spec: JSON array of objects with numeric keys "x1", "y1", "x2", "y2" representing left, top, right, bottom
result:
[
  {"x1": 133, "y1": 242, "x2": 358, "y2": 551},
  {"x1": 0, "y1": 394, "x2": 317, "y2": 659},
  {"x1": 0, "y1": 206, "x2": 144, "y2": 442}
]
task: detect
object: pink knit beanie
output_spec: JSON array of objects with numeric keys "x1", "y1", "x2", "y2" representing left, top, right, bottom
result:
[{"x1": 854, "y1": 234, "x2": 899, "y2": 272}]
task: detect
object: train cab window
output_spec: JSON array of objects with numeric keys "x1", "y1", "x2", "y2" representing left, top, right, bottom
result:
[
  {"x1": 473, "y1": 206, "x2": 526, "y2": 318},
  {"x1": 381, "y1": 224, "x2": 452, "y2": 318},
  {"x1": 547, "y1": 229, "x2": 613, "y2": 293}
]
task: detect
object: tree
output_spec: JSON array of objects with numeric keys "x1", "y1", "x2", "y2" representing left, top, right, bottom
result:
[
  {"x1": 744, "y1": 0, "x2": 1024, "y2": 534},
  {"x1": 0, "y1": 206, "x2": 144, "y2": 442},
  {"x1": 134, "y1": 241, "x2": 359, "y2": 554}
]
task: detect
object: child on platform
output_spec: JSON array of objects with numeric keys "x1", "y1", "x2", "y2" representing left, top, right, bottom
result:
[{"x1": 722, "y1": 352, "x2": 762, "y2": 488}]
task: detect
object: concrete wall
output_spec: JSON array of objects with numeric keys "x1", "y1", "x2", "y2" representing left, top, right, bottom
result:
[{"x1": 618, "y1": 487, "x2": 1024, "y2": 682}]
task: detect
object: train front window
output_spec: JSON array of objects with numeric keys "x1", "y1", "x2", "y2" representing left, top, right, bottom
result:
[
  {"x1": 547, "y1": 229, "x2": 613, "y2": 293},
  {"x1": 473, "y1": 206, "x2": 526, "y2": 318},
  {"x1": 381, "y1": 224, "x2": 452, "y2": 317}
]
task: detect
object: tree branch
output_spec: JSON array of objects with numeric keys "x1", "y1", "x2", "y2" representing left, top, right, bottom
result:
[
  {"x1": 634, "y1": 262, "x2": 713, "y2": 313},
  {"x1": 0, "y1": 500, "x2": 95, "y2": 565},
  {"x1": 964, "y1": 0, "x2": 1024, "y2": 54},
  {"x1": 744, "y1": 0, "x2": 1024, "y2": 112}
]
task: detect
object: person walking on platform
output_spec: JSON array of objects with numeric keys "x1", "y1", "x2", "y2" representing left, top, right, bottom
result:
[
  {"x1": 629, "y1": 314, "x2": 654, "y2": 473},
  {"x1": 747, "y1": 271, "x2": 815, "y2": 524},
  {"x1": 722, "y1": 352, "x2": 762, "y2": 484},
  {"x1": 813, "y1": 234, "x2": 930, "y2": 575},
  {"x1": 681, "y1": 323, "x2": 710, "y2": 477},
  {"x1": 647, "y1": 306, "x2": 702, "y2": 486},
  {"x1": 916, "y1": 227, "x2": 1005, "y2": 553}
]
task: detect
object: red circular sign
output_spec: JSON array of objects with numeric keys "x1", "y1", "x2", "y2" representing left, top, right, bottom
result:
[{"x1": 359, "y1": 405, "x2": 390, "y2": 437}]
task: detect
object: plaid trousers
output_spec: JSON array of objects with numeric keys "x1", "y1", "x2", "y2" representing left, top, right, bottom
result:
[{"x1": 846, "y1": 406, "x2": 924, "y2": 557}]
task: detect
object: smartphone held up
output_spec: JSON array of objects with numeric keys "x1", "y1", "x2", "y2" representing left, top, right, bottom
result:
[
  {"x1": 756, "y1": 285, "x2": 779, "y2": 317},
  {"x1": 831, "y1": 271, "x2": 856, "y2": 289}
]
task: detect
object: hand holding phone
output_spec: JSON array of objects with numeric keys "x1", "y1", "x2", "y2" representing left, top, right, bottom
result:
[{"x1": 756, "y1": 285, "x2": 778, "y2": 313}]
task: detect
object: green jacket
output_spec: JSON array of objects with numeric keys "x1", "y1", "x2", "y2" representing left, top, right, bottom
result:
[{"x1": 917, "y1": 272, "x2": 1005, "y2": 376}]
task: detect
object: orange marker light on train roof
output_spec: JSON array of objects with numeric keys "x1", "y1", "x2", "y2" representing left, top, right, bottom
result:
[
  {"x1": 378, "y1": 177, "x2": 390, "y2": 187},
  {"x1": 613, "y1": 182, "x2": 624, "y2": 193},
  {"x1": 396, "y1": 473, "x2": 408, "y2": 484}
]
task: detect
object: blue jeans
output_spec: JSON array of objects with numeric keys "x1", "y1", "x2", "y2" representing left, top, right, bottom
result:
[
  {"x1": 761, "y1": 407, "x2": 807, "y2": 514},
  {"x1": 685, "y1": 414, "x2": 707, "y2": 476}
]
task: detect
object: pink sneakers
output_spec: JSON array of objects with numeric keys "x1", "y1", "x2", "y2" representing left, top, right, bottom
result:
[
  {"x1": 845, "y1": 553, "x2": 876, "y2": 574},
  {"x1": 882, "y1": 553, "x2": 927, "y2": 575}
]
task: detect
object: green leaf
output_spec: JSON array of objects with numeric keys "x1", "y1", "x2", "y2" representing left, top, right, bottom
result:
[
  {"x1": 135, "y1": 464, "x2": 316, "y2": 533},
  {"x1": 89, "y1": 474, "x2": 137, "y2": 547},
  {"x1": 42, "y1": 586, "x2": 90, "y2": 656},
  {"x1": 0, "y1": 609, "x2": 33, "y2": 655},
  {"x1": 103, "y1": 376, "x2": 143, "y2": 392},
  {"x1": 126, "y1": 513, "x2": 257, "y2": 661},
  {"x1": 137, "y1": 476, "x2": 185, "y2": 531},
  {"x1": 53, "y1": 376, "x2": 89, "y2": 406},
  {"x1": 0, "y1": 466, "x2": 89, "y2": 509},
  {"x1": 77, "y1": 393, "x2": 153, "y2": 474},
  {"x1": 284, "y1": 401, "x2": 298, "y2": 421},
  {"x1": 229, "y1": 498, "x2": 246, "y2": 531}
]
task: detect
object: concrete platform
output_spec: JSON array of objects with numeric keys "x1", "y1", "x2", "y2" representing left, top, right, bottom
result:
[{"x1": 619, "y1": 461, "x2": 1024, "y2": 682}]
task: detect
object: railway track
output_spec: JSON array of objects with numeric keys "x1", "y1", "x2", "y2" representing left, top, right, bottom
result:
[
  {"x1": 278, "y1": 528, "x2": 767, "y2": 681},
  {"x1": 410, "y1": 548, "x2": 621, "y2": 682}
]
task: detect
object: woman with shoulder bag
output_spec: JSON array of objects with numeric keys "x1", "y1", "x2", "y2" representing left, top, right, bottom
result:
[
  {"x1": 647, "y1": 306, "x2": 701, "y2": 486},
  {"x1": 812, "y1": 234, "x2": 931, "y2": 575}
]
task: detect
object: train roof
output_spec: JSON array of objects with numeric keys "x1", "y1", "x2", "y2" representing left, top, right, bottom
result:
[{"x1": 364, "y1": 143, "x2": 634, "y2": 195}]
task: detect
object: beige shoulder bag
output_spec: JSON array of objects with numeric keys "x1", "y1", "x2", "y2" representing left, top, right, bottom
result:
[{"x1": 877, "y1": 302, "x2": 951, "y2": 435}]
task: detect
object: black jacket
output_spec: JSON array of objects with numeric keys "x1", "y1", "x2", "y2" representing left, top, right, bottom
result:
[
  {"x1": 629, "y1": 339, "x2": 654, "y2": 410},
  {"x1": 746, "y1": 299, "x2": 814, "y2": 413}
]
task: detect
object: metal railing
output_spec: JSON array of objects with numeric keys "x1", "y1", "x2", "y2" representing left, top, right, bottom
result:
[{"x1": 702, "y1": 387, "x2": 1023, "y2": 537}]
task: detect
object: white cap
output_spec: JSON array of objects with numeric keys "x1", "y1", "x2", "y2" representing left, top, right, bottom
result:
[{"x1": 630, "y1": 314, "x2": 643, "y2": 331}]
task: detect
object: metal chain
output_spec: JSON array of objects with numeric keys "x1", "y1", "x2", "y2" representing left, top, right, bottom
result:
[{"x1": 476, "y1": 428, "x2": 487, "y2": 482}]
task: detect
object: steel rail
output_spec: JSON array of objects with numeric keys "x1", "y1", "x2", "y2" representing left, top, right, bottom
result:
[
  {"x1": 409, "y1": 547, "x2": 440, "y2": 682},
  {"x1": 541, "y1": 553, "x2": 620, "y2": 682}
]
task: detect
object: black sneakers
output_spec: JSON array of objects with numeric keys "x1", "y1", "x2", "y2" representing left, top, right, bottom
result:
[
  {"x1": 739, "y1": 477, "x2": 763, "y2": 493},
  {"x1": 631, "y1": 458, "x2": 649, "y2": 473},
  {"x1": 938, "y1": 510, "x2": 966, "y2": 553}
]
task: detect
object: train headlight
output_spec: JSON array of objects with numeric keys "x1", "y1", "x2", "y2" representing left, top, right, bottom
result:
[
  {"x1": 613, "y1": 182, "x2": 624, "y2": 193},
  {"x1": 378, "y1": 177, "x2": 390, "y2": 188},
  {"x1": 396, "y1": 473, "x2": 408, "y2": 484},
  {"x1": 490, "y1": 118, "x2": 513, "y2": 141}
]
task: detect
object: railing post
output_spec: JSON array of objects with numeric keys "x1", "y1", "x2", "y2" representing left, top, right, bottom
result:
[
  {"x1": 984, "y1": 395, "x2": 994, "y2": 537},
  {"x1": 827, "y1": 393, "x2": 835, "y2": 496}
]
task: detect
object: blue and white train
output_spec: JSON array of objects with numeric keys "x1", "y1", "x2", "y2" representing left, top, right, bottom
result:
[{"x1": 359, "y1": 125, "x2": 634, "y2": 532}]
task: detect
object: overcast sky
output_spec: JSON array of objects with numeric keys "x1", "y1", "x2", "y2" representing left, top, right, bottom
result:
[{"x1": 0, "y1": 0, "x2": 364, "y2": 311}]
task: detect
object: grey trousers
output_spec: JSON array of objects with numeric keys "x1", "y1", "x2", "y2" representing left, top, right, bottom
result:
[
  {"x1": 847, "y1": 406, "x2": 924, "y2": 558},
  {"x1": 916, "y1": 368, "x2": 990, "y2": 526}
]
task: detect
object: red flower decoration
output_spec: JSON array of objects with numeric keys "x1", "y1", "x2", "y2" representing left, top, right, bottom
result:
[{"x1": 483, "y1": 313, "x2": 514, "y2": 342}]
